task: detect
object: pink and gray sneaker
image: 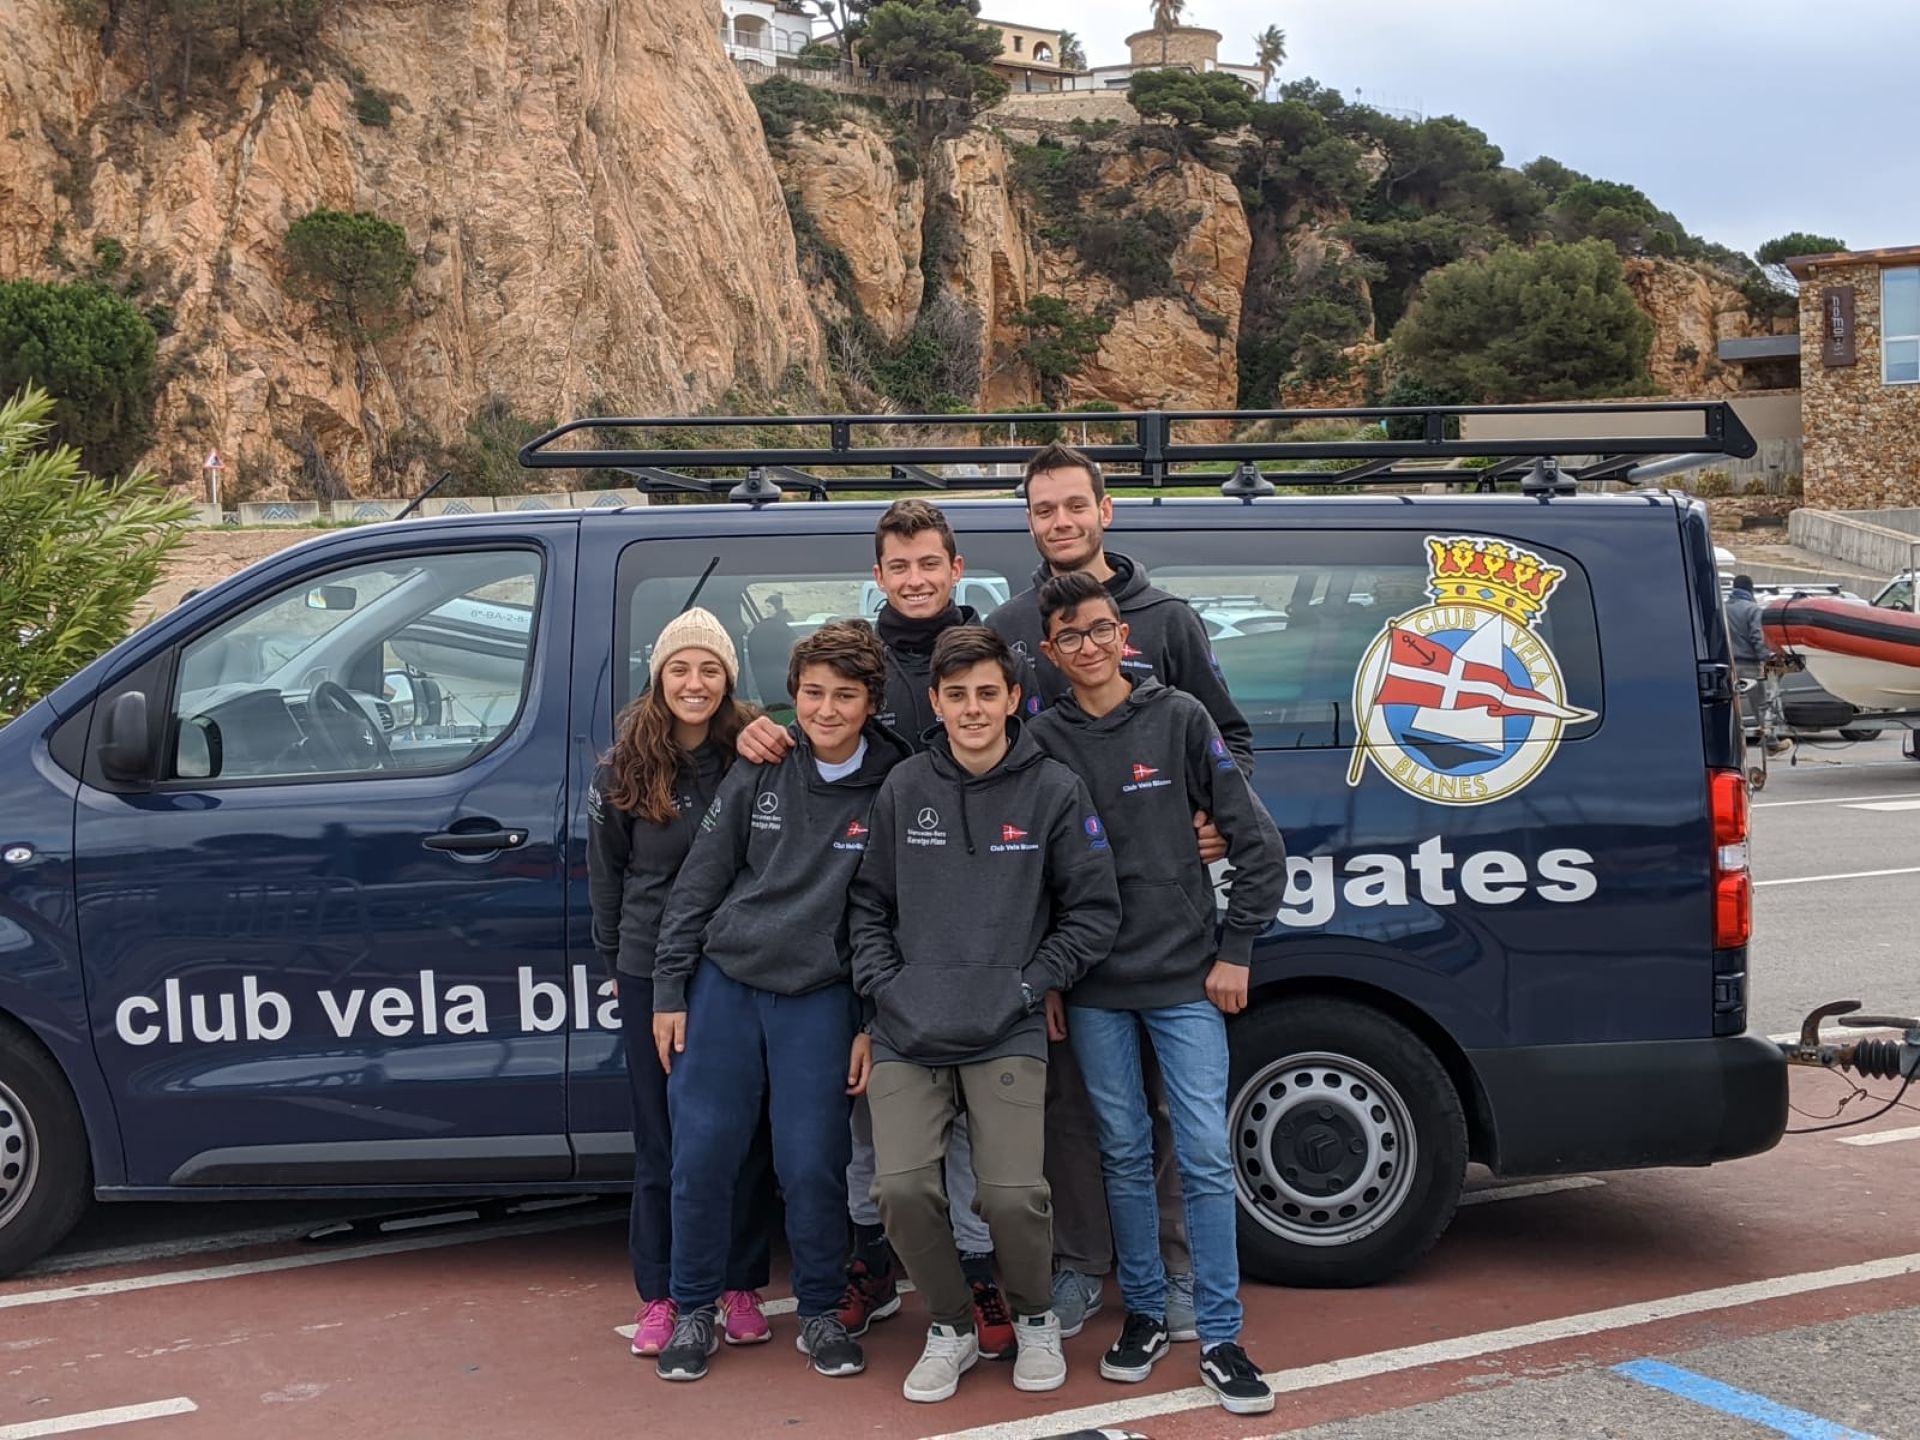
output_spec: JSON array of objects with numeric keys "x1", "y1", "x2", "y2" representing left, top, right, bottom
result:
[
  {"x1": 721, "y1": 1289, "x2": 772, "y2": 1346},
  {"x1": 631, "y1": 1298, "x2": 679, "y2": 1357}
]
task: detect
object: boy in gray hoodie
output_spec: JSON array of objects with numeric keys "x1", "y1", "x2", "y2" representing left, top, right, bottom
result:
[
  {"x1": 1026, "y1": 571, "x2": 1287, "y2": 1418},
  {"x1": 651, "y1": 621, "x2": 911, "y2": 1385},
  {"x1": 849, "y1": 625, "x2": 1121, "y2": 1404}
]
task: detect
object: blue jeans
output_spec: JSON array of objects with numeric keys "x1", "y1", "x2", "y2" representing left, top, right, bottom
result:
[
  {"x1": 620, "y1": 983, "x2": 774, "y2": 1301},
  {"x1": 668, "y1": 963, "x2": 857, "y2": 1317},
  {"x1": 1068, "y1": 1000, "x2": 1242, "y2": 1345}
]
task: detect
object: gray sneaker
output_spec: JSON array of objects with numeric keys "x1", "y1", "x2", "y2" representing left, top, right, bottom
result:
[
  {"x1": 1050, "y1": 1268, "x2": 1105, "y2": 1339},
  {"x1": 1012, "y1": 1310, "x2": 1067, "y2": 1393},
  {"x1": 1165, "y1": 1271, "x2": 1199, "y2": 1342}
]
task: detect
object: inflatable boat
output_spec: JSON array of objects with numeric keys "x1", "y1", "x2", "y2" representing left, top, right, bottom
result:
[{"x1": 1762, "y1": 595, "x2": 1920, "y2": 714}]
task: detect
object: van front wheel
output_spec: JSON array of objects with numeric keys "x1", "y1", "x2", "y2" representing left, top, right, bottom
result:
[
  {"x1": 0, "y1": 1019, "x2": 90, "y2": 1278},
  {"x1": 1229, "y1": 998, "x2": 1466, "y2": 1288}
]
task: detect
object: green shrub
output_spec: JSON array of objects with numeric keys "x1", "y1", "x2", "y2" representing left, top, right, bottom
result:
[
  {"x1": 0, "y1": 385, "x2": 191, "y2": 723},
  {"x1": 750, "y1": 76, "x2": 840, "y2": 142},
  {"x1": 352, "y1": 84, "x2": 394, "y2": 127},
  {"x1": 1391, "y1": 240, "x2": 1654, "y2": 404},
  {"x1": 1010, "y1": 295, "x2": 1112, "y2": 407},
  {"x1": 0, "y1": 279, "x2": 158, "y2": 478},
  {"x1": 283, "y1": 207, "x2": 416, "y2": 341}
]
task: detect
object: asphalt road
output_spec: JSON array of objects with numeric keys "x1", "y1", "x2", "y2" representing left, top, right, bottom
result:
[{"x1": 1747, "y1": 732, "x2": 1920, "y2": 1040}]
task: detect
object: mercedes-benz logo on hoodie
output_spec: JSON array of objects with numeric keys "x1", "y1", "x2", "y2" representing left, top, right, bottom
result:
[
  {"x1": 756, "y1": 791, "x2": 780, "y2": 816},
  {"x1": 916, "y1": 807, "x2": 940, "y2": 829}
]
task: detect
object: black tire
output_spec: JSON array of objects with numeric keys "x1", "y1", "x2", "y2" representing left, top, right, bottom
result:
[
  {"x1": 0, "y1": 1018, "x2": 91, "y2": 1278},
  {"x1": 1837, "y1": 728, "x2": 1883, "y2": 742},
  {"x1": 1228, "y1": 997, "x2": 1466, "y2": 1288}
]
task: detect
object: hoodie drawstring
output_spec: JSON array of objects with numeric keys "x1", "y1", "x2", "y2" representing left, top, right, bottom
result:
[{"x1": 958, "y1": 781, "x2": 975, "y2": 855}]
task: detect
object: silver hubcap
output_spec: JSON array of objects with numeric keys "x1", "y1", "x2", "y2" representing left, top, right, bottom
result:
[
  {"x1": 0, "y1": 1075, "x2": 37, "y2": 1232},
  {"x1": 1231, "y1": 1051, "x2": 1416, "y2": 1247}
]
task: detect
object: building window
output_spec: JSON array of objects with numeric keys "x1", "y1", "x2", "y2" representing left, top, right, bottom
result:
[
  {"x1": 1011, "y1": 33, "x2": 1022, "y2": 51},
  {"x1": 1033, "y1": 42, "x2": 1053, "y2": 62},
  {"x1": 1886, "y1": 267, "x2": 1920, "y2": 385}
]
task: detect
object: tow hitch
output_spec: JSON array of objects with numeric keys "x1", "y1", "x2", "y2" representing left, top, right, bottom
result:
[{"x1": 1778, "y1": 1000, "x2": 1920, "y2": 1081}]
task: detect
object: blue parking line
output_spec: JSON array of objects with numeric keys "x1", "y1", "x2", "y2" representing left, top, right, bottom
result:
[{"x1": 1614, "y1": 1359, "x2": 1879, "y2": 1439}]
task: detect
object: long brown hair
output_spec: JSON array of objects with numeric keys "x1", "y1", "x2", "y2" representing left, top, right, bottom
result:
[{"x1": 602, "y1": 679, "x2": 751, "y2": 825}]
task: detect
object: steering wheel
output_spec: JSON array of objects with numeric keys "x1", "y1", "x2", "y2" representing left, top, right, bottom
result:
[{"x1": 306, "y1": 680, "x2": 391, "y2": 771}]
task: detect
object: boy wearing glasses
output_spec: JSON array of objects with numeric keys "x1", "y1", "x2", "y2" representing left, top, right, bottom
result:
[{"x1": 1026, "y1": 571, "x2": 1287, "y2": 1417}]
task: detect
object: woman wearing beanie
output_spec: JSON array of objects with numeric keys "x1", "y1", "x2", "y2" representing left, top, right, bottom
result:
[{"x1": 588, "y1": 607, "x2": 777, "y2": 1357}]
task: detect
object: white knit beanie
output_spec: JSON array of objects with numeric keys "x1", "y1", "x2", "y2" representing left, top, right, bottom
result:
[{"x1": 650, "y1": 607, "x2": 739, "y2": 688}]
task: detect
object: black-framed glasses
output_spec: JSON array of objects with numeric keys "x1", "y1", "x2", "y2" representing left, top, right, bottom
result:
[{"x1": 1049, "y1": 619, "x2": 1120, "y2": 654}]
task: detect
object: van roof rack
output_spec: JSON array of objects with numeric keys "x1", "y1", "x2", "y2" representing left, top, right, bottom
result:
[{"x1": 517, "y1": 402, "x2": 1757, "y2": 502}]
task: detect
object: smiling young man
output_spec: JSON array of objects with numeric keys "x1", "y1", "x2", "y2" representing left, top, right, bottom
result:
[
  {"x1": 850, "y1": 625, "x2": 1120, "y2": 1403},
  {"x1": 651, "y1": 621, "x2": 911, "y2": 1384},
  {"x1": 737, "y1": 500, "x2": 1041, "y2": 1354},
  {"x1": 1027, "y1": 572, "x2": 1286, "y2": 1416},
  {"x1": 985, "y1": 441, "x2": 1255, "y2": 1339}
]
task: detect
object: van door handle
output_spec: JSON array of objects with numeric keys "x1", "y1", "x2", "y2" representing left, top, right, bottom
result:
[{"x1": 423, "y1": 827, "x2": 528, "y2": 853}]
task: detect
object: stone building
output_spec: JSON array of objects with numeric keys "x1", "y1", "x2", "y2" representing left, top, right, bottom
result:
[
  {"x1": 981, "y1": 18, "x2": 1068, "y2": 92},
  {"x1": 718, "y1": 0, "x2": 816, "y2": 66},
  {"x1": 1788, "y1": 245, "x2": 1920, "y2": 510},
  {"x1": 1073, "y1": 25, "x2": 1265, "y2": 93}
]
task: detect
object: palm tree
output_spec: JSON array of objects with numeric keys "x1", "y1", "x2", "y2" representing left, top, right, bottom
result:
[
  {"x1": 1254, "y1": 25, "x2": 1286, "y2": 98},
  {"x1": 1057, "y1": 29, "x2": 1087, "y2": 72},
  {"x1": 1151, "y1": 0, "x2": 1184, "y2": 65}
]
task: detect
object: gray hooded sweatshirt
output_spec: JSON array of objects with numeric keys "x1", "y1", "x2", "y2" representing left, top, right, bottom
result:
[
  {"x1": 849, "y1": 722, "x2": 1121, "y2": 1066},
  {"x1": 1026, "y1": 677, "x2": 1286, "y2": 1011},
  {"x1": 987, "y1": 550, "x2": 1254, "y2": 777},
  {"x1": 653, "y1": 719, "x2": 912, "y2": 1012}
]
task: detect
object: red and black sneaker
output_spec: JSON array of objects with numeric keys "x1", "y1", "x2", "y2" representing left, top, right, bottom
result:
[
  {"x1": 971, "y1": 1278, "x2": 1015, "y2": 1360},
  {"x1": 834, "y1": 1254, "x2": 903, "y2": 1337}
]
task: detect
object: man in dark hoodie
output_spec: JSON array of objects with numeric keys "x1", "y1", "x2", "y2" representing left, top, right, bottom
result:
[
  {"x1": 1027, "y1": 571, "x2": 1287, "y2": 1418},
  {"x1": 850, "y1": 625, "x2": 1121, "y2": 1404},
  {"x1": 736, "y1": 500, "x2": 1045, "y2": 1355},
  {"x1": 651, "y1": 620, "x2": 911, "y2": 1385},
  {"x1": 987, "y1": 441, "x2": 1249, "y2": 1340}
]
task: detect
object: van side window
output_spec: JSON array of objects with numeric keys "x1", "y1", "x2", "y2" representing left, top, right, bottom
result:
[
  {"x1": 614, "y1": 535, "x2": 1016, "y2": 717},
  {"x1": 170, "y1": 549, "x2": 541, "y2": 782}
]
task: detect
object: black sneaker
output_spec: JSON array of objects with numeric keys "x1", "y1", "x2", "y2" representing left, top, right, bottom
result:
[
  {"x1": 1200, "y1": 1341, "x2": 1275, "y2": 1415},
  {"x1": 796, "y1": 1313, "x2": 867, "y2": 1377},
  {"x1": 656, "y1": 1305, "x2": 719, "y2": 1382},
  {"x1": 1098, "y1": 1311, "x2": 1170, "y2": 1383}
]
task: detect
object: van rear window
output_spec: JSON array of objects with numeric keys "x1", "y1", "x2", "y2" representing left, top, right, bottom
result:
[{"x1": 613, "y1": 524, "x2": 1602, "y2": 749}]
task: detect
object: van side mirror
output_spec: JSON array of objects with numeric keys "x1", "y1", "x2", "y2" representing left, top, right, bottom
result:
[
  {"x1": 306, "y1": 584, "x2": 358, "y2": 612},
  {"x1": 98, "y1": 690, "x2": 154, "y2": 783}
]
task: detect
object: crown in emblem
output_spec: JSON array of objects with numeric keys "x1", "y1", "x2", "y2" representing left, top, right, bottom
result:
[{"x1": 1425, "y1": 536, "x2": 1566, "y2": 623}]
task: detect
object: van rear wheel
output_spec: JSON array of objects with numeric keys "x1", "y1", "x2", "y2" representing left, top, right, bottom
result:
[
  {"x1": 1229, "y1": 998, "x2": 1466, "y2": 1288},
  {"x1": 0, "y1": 1019, "x2": 90, "y2": 1278}
]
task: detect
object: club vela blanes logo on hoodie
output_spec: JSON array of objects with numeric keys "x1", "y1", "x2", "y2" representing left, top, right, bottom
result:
[{"x1": 1350, "y1": 534, "x2": 1596, "y2": 806}]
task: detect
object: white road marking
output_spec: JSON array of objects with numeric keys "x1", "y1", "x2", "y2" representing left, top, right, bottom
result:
[
  {"x1": 1754, "y1": 791, "x2": 1920, "y2": 810},
  {"x1": 19, "y1": 1225, "x2": 325, "y2": 1279},
  {"x1": 916, "y1": 1250, "x2": 1920, "y2": 1440},
  {"x1": 0, "y1": 1211, "x2": 615, "y2": 1312},
  {"x1": 1838, "y1": 1124, "x2": 1920, "y2": 1148},
  {"x1": 1844, "y1": 799, "x2": 1920, "y2": 812},
  {"x1": 1458, "y1": 1177, "x2": 1603, "y2": 1206},
  {"x1": 1754, "y1": 865, "x2": 1920, "y2": 888},
  {"x1": 0, "y1": 1398, "x2": 197, "y2": 1438}
]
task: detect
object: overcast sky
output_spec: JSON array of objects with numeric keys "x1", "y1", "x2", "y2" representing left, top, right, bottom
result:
[{"x1": 1019, "y1": 0, "x2": 1918, "y2": 257}]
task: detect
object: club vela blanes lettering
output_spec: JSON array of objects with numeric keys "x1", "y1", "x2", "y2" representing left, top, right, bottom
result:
[{"x1": 112, "y1": 844, "x2": 1599, "y2": 1046}]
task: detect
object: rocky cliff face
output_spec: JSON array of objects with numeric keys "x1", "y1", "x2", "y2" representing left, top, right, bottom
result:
[
  {"x1": 931, "y1": 128, "x2": 1248, "y2": 412},
  {"x1": 776, "y1": 119, "x2": 924, "y2": 344},
  {"x1": 1623, "y1": 257, "x2": 1787, "y2": 397},
  {"x1": 0, "y1": 0, "x2": 822, "y2": 493}
]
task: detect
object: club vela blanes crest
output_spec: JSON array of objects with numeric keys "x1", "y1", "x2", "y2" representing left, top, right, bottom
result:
[{"x1": 1349, "y1": 535, "x2": 1596, "y2": 806}]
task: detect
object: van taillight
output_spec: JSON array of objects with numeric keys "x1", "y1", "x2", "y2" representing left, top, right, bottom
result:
[{"x1": 1710, "y1": 769, "x2": 1751, "y2": 948}]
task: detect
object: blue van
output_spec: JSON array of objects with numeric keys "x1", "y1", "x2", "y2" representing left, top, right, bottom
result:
[{"x1": 0, "y1": 405, "x2": 1787, "y2": 1281}]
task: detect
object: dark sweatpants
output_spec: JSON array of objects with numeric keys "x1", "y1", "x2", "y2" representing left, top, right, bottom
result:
[
  {"x1": 620, "y1": 989, "x2": 775, "y2": 1301},
  {"x1": 667, "y1": 962, "x2": 858, "y2": 1317}
]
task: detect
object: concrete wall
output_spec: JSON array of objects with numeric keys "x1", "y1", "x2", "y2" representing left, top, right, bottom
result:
[
  {"x1": 1789, "y1": 508, "x2": 1920, "y2": 578},
  {"x1": 1798, "y1": 260, "x2": 1920, "y2": 509},
  {"x1": 1459, "y1": 392, "x2": 1801, "y2": 444},
  {"x1": 1125, "y1": 26, "x2": 1220, "y2": 67}
]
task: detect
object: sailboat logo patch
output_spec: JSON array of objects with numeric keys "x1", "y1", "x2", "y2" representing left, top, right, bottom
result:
[{"x1": 1349, "y1": 535, "x2": 1595, "y2": 806}]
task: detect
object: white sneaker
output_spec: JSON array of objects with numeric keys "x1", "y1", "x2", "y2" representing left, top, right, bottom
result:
[
  {"x1": 1012, "y1": 1310, "x2": 1067, "y2": 1393},
  {"x1": 903, "y1": 1323, "x2": 979, "y2": 1403}
]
